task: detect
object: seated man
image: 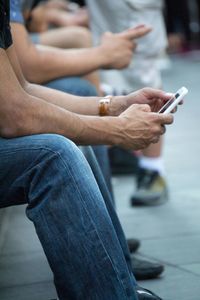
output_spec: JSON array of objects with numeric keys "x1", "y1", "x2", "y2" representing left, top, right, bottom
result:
[
  {"x1": 10, "y1": 0, "x2": 168, "y2": 281},
  {"x1": 0, "y1": 0, "x2": 174, "y2": 299}
]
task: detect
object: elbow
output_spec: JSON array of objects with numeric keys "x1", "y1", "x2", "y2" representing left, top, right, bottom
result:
[
  {"x1": 20, "y1": 56, "x2": 45, "y2": 84},
  {"x1": 0, "y1": 126, "x2": 19, "y2": 139},
  {"x1": 22, "y1": 65, "x2": 42, "y2": 84},
  {"x1": 0, "y1": 107, "x2": 28, "y2": 139},
  {"x1": 0, "y1": 119, "x2": 26, "y2": 139}
]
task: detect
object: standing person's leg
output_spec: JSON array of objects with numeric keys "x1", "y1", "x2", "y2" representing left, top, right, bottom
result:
[
  {"x1": 0, "y1": 134, "x2": 138, "y2": 300},
  {"x1": 131, "y1": 137, "x2": 168, "y2": 206}
]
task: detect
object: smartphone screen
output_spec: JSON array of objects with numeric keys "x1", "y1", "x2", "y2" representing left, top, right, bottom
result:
[{"x1": 159, "y1": 92, "x2": 180, "y2": 113}]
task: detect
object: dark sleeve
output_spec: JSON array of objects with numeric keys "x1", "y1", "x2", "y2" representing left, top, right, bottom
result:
[{"x1": 0, "y1": 0, "x2": 13, "y2": 49}]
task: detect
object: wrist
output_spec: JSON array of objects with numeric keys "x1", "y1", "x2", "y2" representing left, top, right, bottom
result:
[
  {"x1": 98, "y1": 95, "x2": 127, "y2": 117},
  {"x1": 78, "y1": 115, "x2": 123, "y2": 146},
  {"x1": 109, "y1": 96, "x2": 128, "y2": 116},
  {"x1": 95, "y1": 45, "x2": 110, "y2": 69}
]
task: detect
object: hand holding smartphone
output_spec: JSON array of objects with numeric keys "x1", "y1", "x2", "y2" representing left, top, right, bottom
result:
[{"x1": 158, "y1": 87, "x2": 188, "y2": 114}]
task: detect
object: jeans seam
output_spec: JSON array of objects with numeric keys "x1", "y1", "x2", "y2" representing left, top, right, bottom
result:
[{"x1": 43, "y1": 147, "x2": 130, "y2": 299}]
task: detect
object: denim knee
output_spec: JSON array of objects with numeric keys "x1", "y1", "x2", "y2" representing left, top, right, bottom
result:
[
  {"x1": 31, "y1": 133, "x2": 86, "y2": 173},
  {"x1": 36, "y1": 133, "x2": 79, "y2": 156},
  {"x1": 25, "y1": 134, "x2": 88, "y2": 213}
]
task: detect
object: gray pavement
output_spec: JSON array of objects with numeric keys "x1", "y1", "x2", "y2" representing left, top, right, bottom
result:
[{"x1": 0, "y1": 54, "x2": 200, "y2": 299}]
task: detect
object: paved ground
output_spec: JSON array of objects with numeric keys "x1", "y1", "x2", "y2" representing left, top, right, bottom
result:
[{"x1": 0, "y1": 54, "x2": 200, "y2": 299}]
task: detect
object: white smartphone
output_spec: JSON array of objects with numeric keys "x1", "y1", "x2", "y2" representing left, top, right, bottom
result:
[{"x1": 158, "y1": 86, "x2": 188, "y2": 114}]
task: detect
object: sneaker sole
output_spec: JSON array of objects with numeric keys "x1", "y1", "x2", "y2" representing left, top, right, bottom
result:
[{"x1": 131, "y1": 191, "x2": 168, "y2": 207}]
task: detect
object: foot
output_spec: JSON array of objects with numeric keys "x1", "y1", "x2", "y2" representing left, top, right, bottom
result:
[
  {"x1": 131, "y1": 256, "x2": 164, "y2": 280},
  {"x1": 127, "y1": 238, "x2": 141, "y2": 253},
  {"x1": 130, "y1": 168, "x2": 168, "y2": 206},
  {"x1": 136, "y1": 286, "x2": 163, "y2": 299}
]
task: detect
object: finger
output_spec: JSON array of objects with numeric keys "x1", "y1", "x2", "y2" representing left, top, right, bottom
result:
[
  {"x1": 139, "y1": 104, "x2": 151, "y2": 112},
  {"x1": 158, "y1": 113, "x2": 174, "y2": 125},
  {"x1": 143, "y1": 88, "x2": 174, "y2": 101},
  {"x1": 132, "y1": 42, "x2": 137, "y2": 50},
  {"x1": 117, "y1": 25, "x2": 152, "y2": 40},
  {"x1": 153, "y1": 99, "x2": 163, "y2": 112},
  {"x1": 179, "y1": 100, "x2": 184, "y2": 105},
  {"x1": 171, "y1": 106, "x2": 178, "y2": 113},
  {"x1": 151, "y1": 136, "x2": 160, "y2": 144},
  {"x1": 161, "y1": 125, "x2": 166, "y2": 135}
]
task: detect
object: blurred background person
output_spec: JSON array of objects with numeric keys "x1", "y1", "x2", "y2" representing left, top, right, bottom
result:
[
  {"x1": 87, "y1": 0, "x2": 169, "y2": 206},
  {"x1": 164, "y1": 0, "x2": 200, "y2": 53},
  {"x1": 164, "y1": 0, "x2": 191, "y2": 53}
]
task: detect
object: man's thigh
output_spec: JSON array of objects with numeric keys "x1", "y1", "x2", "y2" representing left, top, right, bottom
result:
[{"x1": 0, "y1": 134, "x2": 74, "y2": 208}]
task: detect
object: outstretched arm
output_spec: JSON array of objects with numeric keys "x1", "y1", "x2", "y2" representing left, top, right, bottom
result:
[{"x1": 11, "y1": 22, "x2": 151, "y2": 84}]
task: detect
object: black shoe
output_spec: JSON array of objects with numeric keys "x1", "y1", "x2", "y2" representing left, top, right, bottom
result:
[
  {"x1": 130, "y1": 168, "x2": 168, "y2": 206},
  {"x1": 136, "y1": 286, "x2": 163, "y2": 299},
  {"x1": 131, "y1": 256, "x2": 164, "y2": 280},
  {"x1": 127, "y1": 238, "x2": 141, "y2": 253},
  {"x1": 108, "y1": 146, "x2": 139, "y2": 175}
]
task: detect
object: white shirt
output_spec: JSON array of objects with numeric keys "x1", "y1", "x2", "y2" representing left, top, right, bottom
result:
[{"x1": 87, "y1": 0, "x2": 167, "y2": 91}]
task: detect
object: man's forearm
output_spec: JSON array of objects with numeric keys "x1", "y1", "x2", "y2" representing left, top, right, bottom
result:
[
  {"x1": 0, "y1": 49, "x2": 121, "y2": 144},
  {"x1": 7, "y1": 45, "x2": 101, "y2": 116},
  {"x1": 11, "y1": 23, "x2": 106, "y2": 84},
  {"x1": 1, "y1": 89, "x2": 121, "y2": 146},
  {"x1": 25, "y1": 82, "x2": 125, "y2": 117},
  {"x1": 25, "y1": 82, "x2": 100, "y2": 115},
  {"x1": 33, "y1": 45, "x2": 106, "y2": 83},
  {"x1": 6, "y1": 46, "x2": 123, "y2": 119}
]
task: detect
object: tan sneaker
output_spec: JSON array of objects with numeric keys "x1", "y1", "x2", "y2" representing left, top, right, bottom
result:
[{"x1": 130, "y1": 168, "x2": 168, "y2": 206}]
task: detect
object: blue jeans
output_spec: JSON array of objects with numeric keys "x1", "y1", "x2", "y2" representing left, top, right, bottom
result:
[
  {"x1": 0, "y1": 134, "x2": 138, "y2": 300},
  {"x1": 44, "y1": 77, "x2": 97, "y2": 96}
]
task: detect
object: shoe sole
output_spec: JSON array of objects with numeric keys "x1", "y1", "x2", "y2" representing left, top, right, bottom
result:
[
  {"x1": 131, "y1": 191, "x2": 168, "y2": 207},
  {"x1": 134, "y1": 265, "x2": 164, "y2": 280}
]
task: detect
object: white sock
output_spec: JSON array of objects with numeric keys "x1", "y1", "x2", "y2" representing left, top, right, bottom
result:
[{"x1": 139, "y1": 156, "x2": 165, "y2": 176}]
